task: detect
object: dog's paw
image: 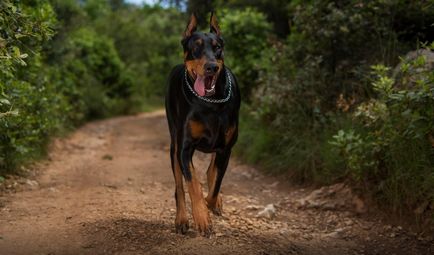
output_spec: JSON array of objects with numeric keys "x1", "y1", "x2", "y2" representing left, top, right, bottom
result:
[
  {"x1": 175, "y1": 217, "x2": 189, "y2": 235},
  {"x1": 200, "y1": 224, "x2": 214, "y2": 238},
  {"x1": 206, "y1": 195, "x2": 223, "y2": 216},
  {"x1": 192, "y1": 201, "x2": 213, "y2": 237},
  {"x1": 175, "y1": 222, "x2": 189, "y2": 234},
  {"x1": 197, "y1": 222, "x2": 213, "y2": 238}
]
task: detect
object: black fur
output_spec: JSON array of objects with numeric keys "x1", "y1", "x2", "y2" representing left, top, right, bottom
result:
[{"x1": 165, "y1": 22, "x2": 240, "y2": 197}]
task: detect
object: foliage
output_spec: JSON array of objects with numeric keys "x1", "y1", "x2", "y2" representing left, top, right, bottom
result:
[
  {"x1": 1, "y1": 0, "x2": 434, "y2": 229},
  {"x1": 56, "y1": 27, "x2": 133, "y2": 119},
  {"x1": 219, "y1": 8, "x2": 271, "y2": 97},
  {"x1": 0, "y1": 0, "x2": 58, "y2": 171},
  {"x1": 0, "y1": 0, "x2": 55, "y2": 116},
  {"x1": 93, "y1": 5, "x2": 185, "y2": 98},
  {"x1": 234, "y1": 0, "x2": 434, "y2": 223},
  {"x1": 331, "y1": 48, "x2": 434, "y2": 212},
  {"x1": 0, "y1": 0, "x2": 191, "y2": 173}
]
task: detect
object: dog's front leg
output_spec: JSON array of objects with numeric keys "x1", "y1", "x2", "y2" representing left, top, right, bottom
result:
[
  {"x1": 179, "y1": 142, "x2": 212, "y2": 236},
  {"x1": 170, "y1": 142, "x2": 189, "y2": 234}
]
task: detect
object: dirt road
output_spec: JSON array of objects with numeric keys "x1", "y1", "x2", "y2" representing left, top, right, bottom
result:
[{"x1": 0, "y1": 110, "x2": 432, "y2": 255}]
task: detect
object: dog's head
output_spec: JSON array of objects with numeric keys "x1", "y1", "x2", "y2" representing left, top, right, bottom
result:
[{"x1": 182, "y1": 13, "x2": 224, "y2": 97}]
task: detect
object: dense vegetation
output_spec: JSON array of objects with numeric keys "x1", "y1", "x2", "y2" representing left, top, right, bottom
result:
[
  {"x1": 0, "y1": 0, "x2": 184, "y2": 172},
  {"x1": 1, "y1": 0, "x2": 433, "y2": 229},
  {"x1": 228, "y1": 0, "x2": 434, "y2": 227}
]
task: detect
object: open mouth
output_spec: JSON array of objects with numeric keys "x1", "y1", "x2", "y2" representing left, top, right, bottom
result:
[{"x1": 192, "y1": 70, "x2": 217, "y2": 97}]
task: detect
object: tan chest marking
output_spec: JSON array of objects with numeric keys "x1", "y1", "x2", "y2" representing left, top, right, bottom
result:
[{"x1": 189, "y1": 120, "x2": 205, "y2": 139}]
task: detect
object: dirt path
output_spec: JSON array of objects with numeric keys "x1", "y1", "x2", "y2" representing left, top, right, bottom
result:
[{"x1": 0, "y1": 110, "x2": 432, "y2": 255}]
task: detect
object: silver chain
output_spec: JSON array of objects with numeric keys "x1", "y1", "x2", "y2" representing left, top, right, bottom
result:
[{"x1": 184, "y1": 68, "x2": 232, "y2": 103}]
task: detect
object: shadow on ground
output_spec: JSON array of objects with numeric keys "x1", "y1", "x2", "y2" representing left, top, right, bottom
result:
[{"x1": 81, "y1": 217, "x2": 307, "y2": 255}]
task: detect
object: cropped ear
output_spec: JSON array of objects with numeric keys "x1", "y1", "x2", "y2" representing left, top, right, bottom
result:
[
  {"x1": 183, "y1": 13, "x2": 198, "y2": 39},
  {"x1": 209, "y1": 12, "x2": 221, "y2": 36}
]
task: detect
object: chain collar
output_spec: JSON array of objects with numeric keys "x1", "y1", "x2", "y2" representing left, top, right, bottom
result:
[{"x1": 184, "y1": 68, "x2": 232, "y2": 103}]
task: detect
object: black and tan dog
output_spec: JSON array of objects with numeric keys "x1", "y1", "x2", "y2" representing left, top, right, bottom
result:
[{"x1": 165, "y1": 13, "x2": 240, "y2": 236}]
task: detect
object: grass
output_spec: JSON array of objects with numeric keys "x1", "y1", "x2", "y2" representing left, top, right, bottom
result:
[{"x1": 234, "y1": 106, "x2": 350, "y2": 183}]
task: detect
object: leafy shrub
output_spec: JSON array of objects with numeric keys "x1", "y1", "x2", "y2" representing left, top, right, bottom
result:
[
  {"x1": 55, "y1": 27, "x2": 133, "y2": 120},
  {"x1": 219, "y1": 8, "x2": 272, "y2": 97},
  {"x1": 0, "y1": 0, "x2": 134, "y2": 173},
  {"x1": 0, "y1": 0, "x2": 58, "y2": 172},
  {"x1": 1, "y1": 0, "x2": 55, "y2": 115},
  {"x1": 94, "y1": 6, "x2": 185, "y2": 98},
  {"x1": 236, "y1": 0, "x2": 434, "y2": 179},
  {"x1": 0, "y1": 77, "x2": 68, "y2": 171},
  {"x1": 331, "y1": 45, "x2": 434, "y2": 214}
]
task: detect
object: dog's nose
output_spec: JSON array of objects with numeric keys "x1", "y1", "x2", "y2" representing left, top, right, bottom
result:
[{"x1": 205, "y1": 63, "x2": 219, "y2": 75}]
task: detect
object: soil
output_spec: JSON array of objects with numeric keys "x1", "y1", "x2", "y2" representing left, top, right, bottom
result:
[{"x1": 0, "y1": 110, "x2": 433, "y2": 255}]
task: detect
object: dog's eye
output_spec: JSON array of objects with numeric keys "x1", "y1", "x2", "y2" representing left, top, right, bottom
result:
[
  {"x1": 192, "y1": 46, "x2": 203, "y2": 58},
  {"x1": 215, "y1": 45, "x2": 221, "y2": 51}
]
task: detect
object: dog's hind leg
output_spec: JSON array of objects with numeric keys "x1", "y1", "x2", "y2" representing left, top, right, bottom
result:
[
  {"x1": 170, "y1": 142, "x2": 189, "y2": 234},
  {"x1": 205, "y1": 153, "x2": 223, "y2": 216},
  {"x1": 206, "y1": 150, "x2": 231, "y2": 216}
]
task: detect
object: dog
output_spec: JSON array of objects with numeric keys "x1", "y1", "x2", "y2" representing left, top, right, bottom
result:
[{"x1": 165, "y1": 12, "x2": 240, "y2": 236}]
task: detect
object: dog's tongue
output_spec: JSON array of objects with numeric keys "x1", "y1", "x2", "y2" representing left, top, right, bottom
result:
[{"x1": 194, "y1": 75, "x2": 206, "y2": 96}]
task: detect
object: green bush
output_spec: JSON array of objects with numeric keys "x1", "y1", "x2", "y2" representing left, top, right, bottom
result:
[
  {"x1": 58, "y1": 27, "x2": 133, "y2": 119},
  {"x1": 94, "y1": 6, "x2": 185, "y2": 98},
  {"x1": 236, "y1": 0, "x2": 434, "y2": 176},
  {"x1": 0, "y1": 77, "x2": 68, "y2": 171},
  {"x1": 0, "y1": 0, "x2": 134, "y2": 173},
  {"x1": 219, "y1": 8, "x2": 272, "y2": 97},
  {"x1": 0, "y1": 0, "x2": 58, "y2": 172},
  {"x1": 331, "y1": 48, "x2": 434, "y2": 213}
]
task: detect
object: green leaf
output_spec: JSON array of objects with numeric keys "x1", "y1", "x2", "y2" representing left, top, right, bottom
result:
[
  {"x1": 12, "y1": 46, "x2": 21, "y2": 57},
  {"x1": 0, "y1": 98, "x2": 11, "y2": 105}
]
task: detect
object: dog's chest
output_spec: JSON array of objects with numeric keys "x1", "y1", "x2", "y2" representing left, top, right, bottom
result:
[{"x1": 189, "y1": 111, "x2": 234, "y2": 152}]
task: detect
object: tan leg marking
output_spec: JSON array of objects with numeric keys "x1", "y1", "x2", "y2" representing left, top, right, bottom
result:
[{"x1": 186, "y1": 163, "x2": 212, "y2": 236}]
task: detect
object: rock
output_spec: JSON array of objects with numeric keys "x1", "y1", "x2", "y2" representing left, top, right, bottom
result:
[
  {"x1": 245, "y1": 205, "x2": 261, "y2": 211},
  {"x1": 26, "y1": 179, "x2": 38, "y2": 186},
  {"x1": 268, "y1": 181, "x2": 279, "y2": 188},
  {"x1": 325, "y1": 228, "x2": 345, "y2": 238},
  {"x1": 256, "y1": 204, "x2": 276, "y2": 219},
  {"x1": 297, "y1": 183, "x2": 367, "y2": 213},
  {"x1": 48, "y1": 187, "x2": 58, "y2": 192},
  {"x1": 344, "y1": 219, "x2": 354, "y2": 226},
  {"x1": 240, "y1": 171, "x2": 253, "y2": 179},
  {"x1": 26, "y1": 180, "x2": 39, "y2": 188}
]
